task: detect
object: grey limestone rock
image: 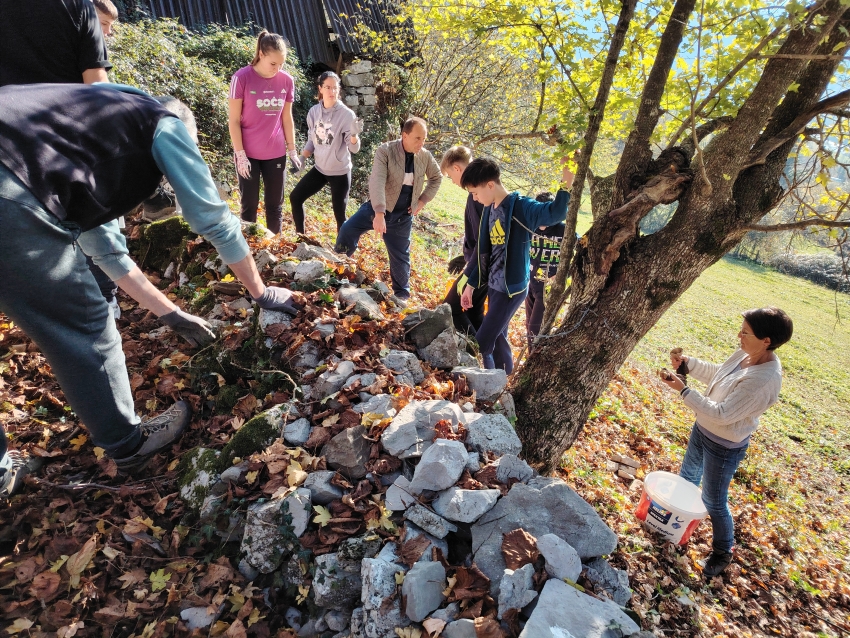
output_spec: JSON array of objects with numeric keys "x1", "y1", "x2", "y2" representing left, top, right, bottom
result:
[
  {"x1": 337, "y1": 533, "x2": 383, "y2": 572},
  {"x1": 419, "y1": 328, "x2": 459, "y2": 369},
  {"x1": 284, "y1": 418, "x2": 312, "y2": 446},
  {"x1": 518, "y1": 578, "x2": 639, "y2": 638},
  {"x1": 241, "y1": 488, "x2": 311, "y2": 573},
  {"x1": 402, "y1": 304, "x2": 453, "y2": 349},
  {"x1": 294, "y1": 259, "x2": 327, "y2": 283},
  {"x1": 343, "y1": 373, "x2": 377, "y2": 391},
  {"x1": 465, "y1": 413, "x2": 522, "y2": 457},
  {"x1": 325, "y1": 610, "x2": 349, "y2": 632},
  {"x1": 443, "y1": 619, "x2": 476, "y2": 638},
  {"x1": 584, "y1": 556, "x2": 633, "y2": 606},
  {"x1": 381, "y1": 399, "x2": 466, "y2": 459},
  {"x1": 451, "y1": 366, "x2": 507, "y2": 401},
  {"x1": 385, "y1": 475, "x2": 417, "y2": 511},
  {"x1": 429, "y1": 602, "x2": 459, "y2": 624},
  {"x1": 431, "y1": 487, "x2": 501, "y2": 524},
  {"x1": 273, "y1": 261, "x2": 299, "y2": 278},
  {"x1": 353, "y1": 393, "x2": 397, "y2": 418},
  {"x1": 303, "y1": 470, "x2": 344, "y2": 505},
  {"x1": 321, "y1": 425, "x2": 372, "y2": 479},
  {"x1": 409, "y1": 439, "x2": 468, "y2": 494},
  {"x1": 402, "y1": 560, "x2": 446, "y2": 622},
  {"x1": 337, "y1": 285, "x2": 385, "y2": 321},
  {"x1": 537, "y1": 533, "x2": 582, "y2": 583},
  {"x1": 493, "y1": 454, "x2": 534, "y2": 483},
  {"x1": 471, "y1": 480, "x2": 617, "y2": 596},
  {"x1": 313, "y1": 552, "x2": 362, "y2": 611},
  {"x1": 259, "y1": 308, "x2": 292, "y2": 331},
  {"x1": 465, "y1": 451, "x2": 480, "y2": 473},
  {"x1": 360, "y1": 556, "x2": 409, "y2": 637},
  {"x1": 292, "y1": 341, "x2": 322, "y2": 370},
  {"x1": 403, "y1": 504, "x2": 457, "y2": 539},
  {"x1": 498, "y1": 563, "x2": 538, "y2": 620},
  {"x1": 381, "y1": 349, "x2": 424, "y2": 387},
  {"x1": 292, "y1": 242, "x2": 343, "y2": 263},
  {"x1": 315, "y1": 360, "x2": 356, "y2": 398}
]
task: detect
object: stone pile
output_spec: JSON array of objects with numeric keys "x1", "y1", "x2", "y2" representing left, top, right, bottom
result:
[{"x1": 176, "y1": 241, "x2": 645, "y2": 638}]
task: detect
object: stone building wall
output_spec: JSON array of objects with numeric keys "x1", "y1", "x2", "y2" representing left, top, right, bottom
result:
[{"x1": 341, "y1": 60, "x2": 378, "y2": 114}]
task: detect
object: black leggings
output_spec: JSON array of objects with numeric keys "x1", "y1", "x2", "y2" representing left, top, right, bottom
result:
[
  {"x1": 289, "y1": 167, "x2": 352, "y2": 234},
  {"x1": 238, "y1": 155, "x2": 287, "y2": 234}
]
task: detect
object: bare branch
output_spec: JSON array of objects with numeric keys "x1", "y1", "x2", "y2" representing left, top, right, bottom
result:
[
  {"x1": 745, "y1": 88, "x2": 850, "y2": 168},
  {"x1": 744, "y1": 219, "x2": 850, "y2": 232},
  {"x1": 474, "y1": 130, "x2": 552, "y2": 146}
]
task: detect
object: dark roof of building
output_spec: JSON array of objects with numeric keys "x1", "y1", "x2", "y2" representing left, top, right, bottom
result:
[{"x1": 142, "y1": 0, "x2": 397, "y2": 68}]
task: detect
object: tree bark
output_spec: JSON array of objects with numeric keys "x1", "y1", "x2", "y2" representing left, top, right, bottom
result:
[{"x1": 514, "y1": 1, "x2": 850, "y2": 474}]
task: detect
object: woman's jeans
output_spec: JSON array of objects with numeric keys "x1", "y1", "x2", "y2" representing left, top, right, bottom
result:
[{"x1": 680, "y1": 424, "x2": 749, "y2": 553}]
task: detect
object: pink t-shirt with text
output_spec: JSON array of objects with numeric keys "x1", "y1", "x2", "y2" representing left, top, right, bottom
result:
[{"x1": 229, "y1": 65, "x2": 295, "y2": 160}]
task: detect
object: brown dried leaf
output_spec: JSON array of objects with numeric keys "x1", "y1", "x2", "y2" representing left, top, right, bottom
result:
[
  {"x1": 29, "y1": 570, "x2": 61, "y2": 601},
  {"x1": 304, "y1": 426, "x2": 332, "y2": 449},
  {"x1": 397, "y1": 536, "x2": 432, "y2": 568},
  {"x1": 474, "y1": 617, "x2": 505, "y2": 638},
  {"x1": 65, "y1": 533, "x2": 98, "y2": 588},
  {"x1": 422, "y1": 617, "x2": 446, "y2": 638},
  {"x1": 224, "y1": 619, "x2": 247, "y2": 638},
  {"x1": 199, "y1": 557, "x2": 236, "y2": 590},
  {"x1": 501, "y1": 529, "x2": 539, "y2": 570},
  {"x1": 450, "y1": 565, "x2": 490, "y2": 602},
  {"x1": 232, "y1": 393, "x2": 258, "y2": 420}
]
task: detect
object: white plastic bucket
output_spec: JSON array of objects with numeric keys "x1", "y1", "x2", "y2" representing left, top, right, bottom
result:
[{"x1": 635, "y1": 471, "x2": 708, "y2": 545}]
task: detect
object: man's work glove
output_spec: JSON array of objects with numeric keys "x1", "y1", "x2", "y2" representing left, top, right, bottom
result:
[
  {"x1": 287, "y1": 150, "x2": 303, "y2": 173},
  {"x1": 456, "y1": 274, "x2": 469, "y2": 296},
  {"x1": 234, "y1": 150, "x2": 251, "y2": 179},
  {"x1": 448, "y1": 255, "x2": 466, "y2": 275},
  {"x1": 160, "y1": 310, "x2": 216, "y2": 347},
  {"x1": 252, "y1": 286, "x2": 303, "y2": 315}
]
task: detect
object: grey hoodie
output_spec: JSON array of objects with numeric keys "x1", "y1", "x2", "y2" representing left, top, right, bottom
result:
[{"x1": 303, "y1": 101, "x2": 361, "y2": 176}]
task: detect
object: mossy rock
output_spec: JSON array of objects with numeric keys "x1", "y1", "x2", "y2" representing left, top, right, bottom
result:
[
  {"x1": 217, "y1": 406, "x2": 285, "y2": 469},
  {"x1": 177, "y1": 447, "x2": 221, "y2": 512},
  {"x1": 215, "y1": 384, "x2": 242, "y2": 414},
  {"x1": 129, "y1": 216, "x2": 195, "y2": 273},
  {"x1": 190, "y1": 287, "x2": 216, "y2": 316}
]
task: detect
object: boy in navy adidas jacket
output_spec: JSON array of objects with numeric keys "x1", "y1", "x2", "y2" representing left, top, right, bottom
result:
[{"x1": 460, "y1": 158, "x2": 574, "y2": 373}]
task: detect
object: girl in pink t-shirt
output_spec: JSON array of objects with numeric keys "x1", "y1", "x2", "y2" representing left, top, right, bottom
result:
[{"x1": 228, "y1": 30, "x2": 300, "y2": 234}]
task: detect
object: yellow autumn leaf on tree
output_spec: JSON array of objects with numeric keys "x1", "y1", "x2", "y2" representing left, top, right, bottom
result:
[{"x1": 312, "y1": 505, "x2": 331, "y2": 527}]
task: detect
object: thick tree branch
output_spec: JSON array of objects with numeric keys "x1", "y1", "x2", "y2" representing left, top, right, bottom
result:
[
  {"x1": 745, "y1": 89, "x2": 850, "y2": 168},
  {"x1": 744, "y1": 219, "x2": 850, "y2": 232},
  {"x1": 539, "y1": 0, "x2": 639, "y2": 335},
  {"x1": 474, "y1": 130, "x2": 552, "y2": 146},
  {"x1": 610, "y1": 0, "x2": 697, "y2": 211}
]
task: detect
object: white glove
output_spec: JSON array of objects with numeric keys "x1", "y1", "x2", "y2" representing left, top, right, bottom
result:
[
  {"x1": 352, "y1": 118, "x2": 364, "y2": 136},
  {"x1": 287, "y1": 150, "x2": 303, "y2": 172},
  {"x1": 235, "y1": 150, "x2": 251, "y2": 179}
]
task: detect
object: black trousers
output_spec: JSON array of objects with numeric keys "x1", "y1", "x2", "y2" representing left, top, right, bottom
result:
[
  {"x1": 289, "y1": 167, "x2": 352, "y2": 234},
  {"x1": 444, "y1": 273, "x2": 488, "y2": 336},
  {"x1": 238, "y1": 154, "x2": 287, "y2": 234}
]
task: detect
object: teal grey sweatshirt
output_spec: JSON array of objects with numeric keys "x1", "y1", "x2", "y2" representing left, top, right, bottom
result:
[{"x1": 303, "y1": 101, "x2": 361, "y2": 176}]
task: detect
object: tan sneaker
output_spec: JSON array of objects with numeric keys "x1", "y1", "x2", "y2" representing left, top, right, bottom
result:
[{"x1": 114, "y1": 401, "x2": 191, "y2": 473}]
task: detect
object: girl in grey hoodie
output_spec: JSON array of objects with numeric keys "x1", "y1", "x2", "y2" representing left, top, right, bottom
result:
[{"x1": 290, "y1": 71, "x2": 362, "y2": 233}]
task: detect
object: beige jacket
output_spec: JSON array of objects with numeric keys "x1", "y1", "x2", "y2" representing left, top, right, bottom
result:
[
  {"x1": 683, "y1": 349, "x2": 783, "y2": 443},
  {"x1": 368, "y1": 139, "x2": 442, "y2": 214}
]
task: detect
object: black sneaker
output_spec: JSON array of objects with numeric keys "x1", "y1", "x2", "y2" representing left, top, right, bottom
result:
[
  {"x1": 0, "y1": 450, "x2": 28, "y2": 499},
  {"x1": 702, "y1": 550, "x2": 734, "y2": 577},
  {"x1": 113, "y1": 401, "x2": 191, "y2": 473}
]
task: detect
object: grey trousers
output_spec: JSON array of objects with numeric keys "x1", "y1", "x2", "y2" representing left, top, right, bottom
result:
[{"x1": 0, "y1": 164, "x2": 141, "y2": 457}]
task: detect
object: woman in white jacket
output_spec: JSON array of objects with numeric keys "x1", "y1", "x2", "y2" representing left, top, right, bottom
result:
[{"x1": 660, "y1": 306, "x2": 793, "y2": 576}]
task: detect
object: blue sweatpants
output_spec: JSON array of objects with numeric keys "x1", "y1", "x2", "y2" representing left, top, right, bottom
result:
[
  {"x1": 0, "y1": 164, "x2": 142, "y2": 458},
  {"x1": 334, "y1": 200, "x2": 413, "y2": 298},
  {"x1": 476, "y1": 288, "x2": 527, "y2": 374}
]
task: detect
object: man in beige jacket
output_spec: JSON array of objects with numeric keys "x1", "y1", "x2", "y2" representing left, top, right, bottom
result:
[{"x1": 334, "y1": 117, "x2": 442, "y2": 300}]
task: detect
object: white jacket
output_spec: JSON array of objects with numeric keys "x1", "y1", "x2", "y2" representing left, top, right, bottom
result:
[{"x1": 682, "y1": 349, "x2": 782, "y2": 443}]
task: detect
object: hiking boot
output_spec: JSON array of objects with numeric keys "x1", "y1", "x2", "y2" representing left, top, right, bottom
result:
[
  {"x1": 0, "y1": 450, "x2": 29, "y2": 499},
  {"x1": 702, "y1": 550, "x2": 734, "y2": 577},
  {"x1": 113, "y1": 401, "x2": 191, "y2": 473}
]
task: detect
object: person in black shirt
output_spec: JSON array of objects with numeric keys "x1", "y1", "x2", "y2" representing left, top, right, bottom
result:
[
  {"x1": 0, "y1": 0, "x2": 111, "y2": 85},
  {"x1": 526, "y1": 192, "x2": 567, "y2": 342}
]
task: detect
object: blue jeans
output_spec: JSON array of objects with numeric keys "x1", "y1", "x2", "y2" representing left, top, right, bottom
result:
[
  {"x1": 334, "y1": 201, "x2": 412, "y2": 298},
  {"x1": 0, "y1": 165, "x2": 141, "y2": 458},
  {"x1": 477, "y1": 288, "x2": 527, "y2": 374},
  {"x1": 680, "y1": 424, "x2": 749, "y2": 553}
]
